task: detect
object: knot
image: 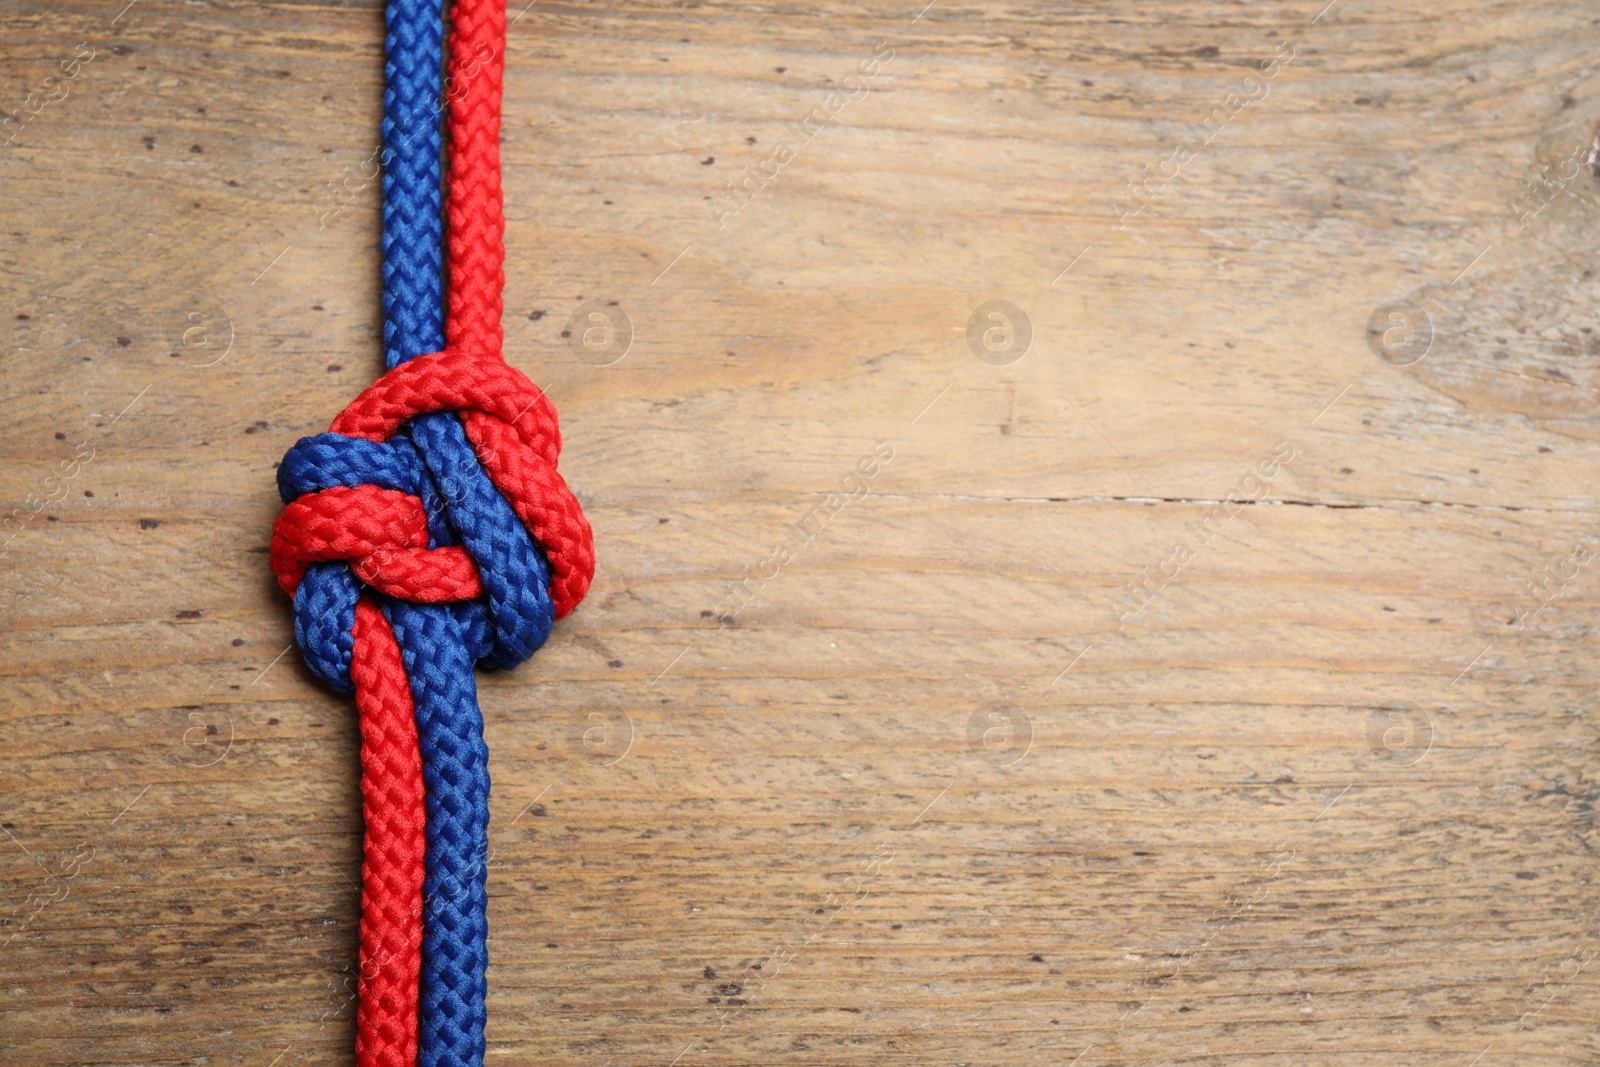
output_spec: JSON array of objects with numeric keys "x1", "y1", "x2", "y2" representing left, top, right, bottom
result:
[{"x1": 271, "y1": 348, "x2": 594, "y2": 691}]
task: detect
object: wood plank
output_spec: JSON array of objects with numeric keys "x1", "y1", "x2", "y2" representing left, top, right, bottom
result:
[{"x1": 3, "y1": 1, "x2": 1599, "y2": 1064}]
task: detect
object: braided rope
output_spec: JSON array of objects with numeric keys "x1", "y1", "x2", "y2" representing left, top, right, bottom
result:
[
  {"x1": 350, "y1": 598, "x2": 426, "y2": 1067},
  {"x1": 444, "y1": 0, "x2": 506, "y2": 363},
  {"x1": 271, "y1": 3, "x2": 593, "y2": 1064}
]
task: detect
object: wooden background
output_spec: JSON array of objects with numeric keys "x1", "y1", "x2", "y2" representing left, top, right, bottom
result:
[{"x1": 5, "y1": 0, "x2": 1600, "y2": 1063}]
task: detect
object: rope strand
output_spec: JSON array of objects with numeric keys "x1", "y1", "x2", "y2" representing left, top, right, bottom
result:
[
  {"x1": 271, "y1": 3, "x2": 593, "y2": 1064},
  {"x1": 445, "y1": 0, "x2": 507, "y2": 361}
]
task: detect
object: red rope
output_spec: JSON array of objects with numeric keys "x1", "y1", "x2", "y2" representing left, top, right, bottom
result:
[
  {"x1": 269, "y1": 4, "x2": 594, "y2": 1062},
  {"x1": 444, "y1": 0, "x2": 506, "y2": 362},
  {"x1": 351, "y1": 598, "x2": 426, "y2": 1067},
  {"x1": 270, "y1": 350, "x2": 594, "y2": 617}
]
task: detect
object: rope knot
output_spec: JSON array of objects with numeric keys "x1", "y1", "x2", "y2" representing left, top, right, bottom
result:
[{"x1": 270, "y1": 348, "x2": 594, "y2": 692}]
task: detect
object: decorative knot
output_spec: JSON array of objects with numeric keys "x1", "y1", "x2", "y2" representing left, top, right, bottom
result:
[{"x1": 270, "y1": 347, "x2": 594, "y2": 692}]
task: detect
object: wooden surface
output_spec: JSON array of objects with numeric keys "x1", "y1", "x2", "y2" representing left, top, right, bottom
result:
[{"x1": 5, "y1": 1, "x2": 1600, "y2": 1063}]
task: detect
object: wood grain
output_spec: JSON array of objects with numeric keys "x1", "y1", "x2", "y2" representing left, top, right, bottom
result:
[{"x1": 4, "y1": 1, "x2": 1600, "y2": 1064}]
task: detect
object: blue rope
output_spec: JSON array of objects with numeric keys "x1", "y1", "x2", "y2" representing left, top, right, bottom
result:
[
  {"x1": 281, "y1": 3, "x2": 560, "y2": 1064},
  {"x1": 383, "y1": 4, "x2": 517, "y2": 1065},
  {"x1": 383, "y1": 597, "x2": 491, "y2": 1067}
]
